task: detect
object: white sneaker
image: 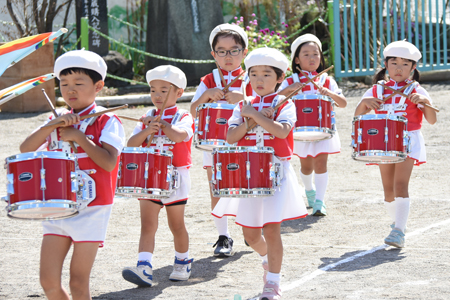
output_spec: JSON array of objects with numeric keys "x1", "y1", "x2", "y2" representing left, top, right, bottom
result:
[
  {"x1": 122, "y1": 260, "x2": 153, "y2": 286},
  {"x1": 169, "y1": 257, "x2": 194, "y2": 281}
]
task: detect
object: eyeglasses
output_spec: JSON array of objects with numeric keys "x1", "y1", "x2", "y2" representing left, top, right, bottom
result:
[{"x1": 214, "y1": 48, "x2": 244, "y2": 57}]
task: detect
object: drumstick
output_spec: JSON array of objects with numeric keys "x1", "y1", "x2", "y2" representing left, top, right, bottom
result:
[
  {"x1": 297, "y1": 67, "x2": 320, "y2": 90},
  {"x1": 246, "y1": 85, "x2": 303, "y2": 131},
  {"x1": 146, "y1": 85, "x2": 172, "y2": 148},
  {"x1": 207, "y1": 72, "x2": 245, "y2": 103},
  {"x1": 215, "y1": 61, "x2": 227, "y2": 87},
  {"x1": 41, "y1": 104, "x2": 128, "y2": 128},
  {"x1": 362, "y1": 81, "x2": 414, "y2": 114},
  {"x1": 296, "y1": 65, "x2": 334, "y2": 88},
  {"x1": 117, "y1": 115, "x2": 141, "y2": 122},
  {"x1": 241, "y1": 80, "x2": 250, "y2": 130},
  {"x1": 41, "y1": 89, "x2": 78, "y2": 153},
  {"x1": 381, "y1": 84, "x2": 439, "y2": 112}
]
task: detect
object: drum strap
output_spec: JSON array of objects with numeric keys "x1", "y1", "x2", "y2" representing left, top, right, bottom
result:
[
  {"x1": 212, "y1": 69, "x2": 223, "y2": 89},
  {"x1": 147, "y1": 108, "x2": 188, "y2": 149},
  {"x1": 376, "y1": 80, "x2": 417, "y2": 113},
  {"x1": 49, "y1": 108, "x2": 69, "y2": 151}
]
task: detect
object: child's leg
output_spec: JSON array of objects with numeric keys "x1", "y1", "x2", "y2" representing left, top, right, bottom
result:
[
  {"x1": 207, "y1": 166, "x2": 230, "y2": 237},
  {"x1": 166, "y1": 204, "x2": 189, "y2": 254},
  {"x1": 299, "y1": 156, "x2": 314, "y2": 189},
  {"x1": 312, "y1": 153, "x2": 328, "y2": 202},
  {"x1": 393, "y1": 159, "x2": 415, "y2": 232},
  {"x1": 262, "y1": 223, "x2": 283, "y2": 275},
  {"x1": 242, "y1": 227, "x2": 266, "y2": 255},
  {"x1": 40, "y1": 235, "x2": 72, "y2": 300},
  {"x1": 138, "y1": 200, "x2": 162, "y2": 254},
  {"x1": 69, "y1": 242, "x2": 100, "y2": 300},
  {"x1": 379, "y1": 164, "x2": 396, "y2": 202}
]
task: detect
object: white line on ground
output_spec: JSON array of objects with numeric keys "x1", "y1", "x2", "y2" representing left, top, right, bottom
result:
[{"x1": 248, "y1": 218, "x2": 450, "y2": 300}]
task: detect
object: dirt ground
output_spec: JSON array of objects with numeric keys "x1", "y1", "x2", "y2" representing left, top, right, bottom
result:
[{"x1": 1, "y1": 89, "x2": 449, "y2": 300}]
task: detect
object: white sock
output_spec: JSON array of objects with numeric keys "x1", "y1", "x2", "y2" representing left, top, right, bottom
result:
[
  {"x1": 395, "y1": 197, "x2": 410, "y2": 233},
  {"x1": 260, "y1": 254, "x2": 268, "y2": 264},
  {"x1": 300, "y1": 171, "x2": 314, "y2": 191},
  {"x1": 384, "y1": 200, "x2": 396, "y2": 223},
  {"x1": 315, "y1": 172, "x2": 328, "y2": 202},
  {"x1": 266, "y1": 272, "x2": 281, "y2": 285},
  {"x1": 213, "y1": 216, "x2": 230, "y2": 237},
  {"x1": 175, "y1": 251, "x2": 189, "y2": 260},
  {"x1": 138, "y1": 252, "x2": 153, "y2": 263}
]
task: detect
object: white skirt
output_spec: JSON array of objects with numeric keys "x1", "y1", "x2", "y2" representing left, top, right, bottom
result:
[
  {"x1": 211, "y1": 161, "x2": 308, "y2": 228},
  {"x1": 293, "y1": 131, "x2": 341, "y2": 158},
  {"x1": 407, "y1": 130, "x2": 426, "y2": 165},
  {"x1": 203, "y1": 151, "x2": 213, "y2": 168},
  {"x1": 43, "y1": 204, "x2": 112, "y2": 247}
]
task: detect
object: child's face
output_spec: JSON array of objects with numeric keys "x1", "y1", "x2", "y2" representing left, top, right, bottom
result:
[
  {"x1": 59, "y1": 72, "x2": 104, "y2": 113},
  {"x1": 248, "y1": 65, "x2": 285, "y2": 97},
  {"x1": 295, "y1": 42, "x2": 321, "y2": 73},
  {"x1": 386, "y1": 57, "x2": 416, "y2": 82},
  {"x1": 149, "y1": 80, "x2": 183, "y2": 110},
  {"x1": 211, "y1": 36, "x2": 247, "y2": 72}
]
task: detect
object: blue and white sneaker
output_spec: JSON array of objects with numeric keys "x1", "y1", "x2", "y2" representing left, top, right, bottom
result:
[
  {"x1": 312, "y1": 199, "x2": 327, "y2": 216},
  {"x1": 169, "y1": 257, "x2": 194, "y2": 281},
  {"x1": 122, "y1": 260, "x2": 153, "y2": 286},
  {"x1": 305, "y1": 189, "x2": 316, "y2": 208},
  {"x1": 390, "y1": 223, "x2": 407, "y2": 233},
  {"x1": 384, "y1": 228, "x2": 405, "y2": 248}
]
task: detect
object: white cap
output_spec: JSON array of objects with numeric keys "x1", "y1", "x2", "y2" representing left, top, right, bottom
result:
[
  {"x1": 146, "y1": 65, "x2": 187, "y2": 89},
  {"x1": 383, "y1": 40, "x2": 422, "y2": 62},
  {"x1": 290, "y1": 33, "x2": 322, "y2": 60},
  {"x1": 54, "y1": 49, "x2": 107, "y2": 80},
  {"x1": 244, "y1": 47, "x2": 289, "y2": 73},
  {"x1": 209, "y1": 24, "x2": 248, "y2": 50}
]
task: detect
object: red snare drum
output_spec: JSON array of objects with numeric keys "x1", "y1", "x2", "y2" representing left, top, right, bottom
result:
[
  {"x1": 292, "y1": 95, "x2": 335, "y2": 141},
  {"x1": 116, "y1": 147, "x2": 177, "y2": 198},
  {"x1": 211, "y1": 146, "x2": 280, "y2": 197},
  {"x1": 3, "y1": 151, "x2": 79, "y2": 220},
  {"x1": 352, "y1": 114, "x2": 410, "y2": 163},
  {"x1": 195, "y1": 103, "x2": 235, "y2": 151}
]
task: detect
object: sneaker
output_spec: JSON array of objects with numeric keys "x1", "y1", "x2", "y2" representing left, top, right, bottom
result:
[
  {"x1": 312, "y1": 199, "x2": 327, "y2": 216},
  {"x1": 384, "y1": 228, "x2": 405, "y2": 248},
  {"x1": 305, "y1": 189, "x2": 316, "y2": 208},
  {"x1": 262, "y1": 261, "x2": 269, "y2": 284},
  {"x1": 213, "y1": 235, "x2": 235, "y2": 257},
  {"x1": 122, "y1": 260, "x2": 153, "y2": 286},
  {"x1": 169, "y1": 257, "x2": 194, "y2": 281},
  {"x1": 260, "y1": 280, "x2": 282, "y2": 300},
  {"x1": 390, "y1": 223, "x2": 407, "y2": 233}
]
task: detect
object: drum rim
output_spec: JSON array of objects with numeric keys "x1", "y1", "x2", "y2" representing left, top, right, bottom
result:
[
  {"x1": 121, "y1": 147, "x2": 173, "y2": 157},
  {"x1": 6, "y1": 151, "x2": 76, "y2": 163},
  {"x1": 197, "y1": 102, "x2": 236, "y2": 111},
  {"x1": 352, "y1": 114, "x2": 408, "y2": 123},
  {"x1": 352, "y1": 150, "x2": 407, "y2": 163},
  {"x1": 292, "y1": 94, "x2": 333, "y2": 102},
  {"x1": 213, "y1": 187, "x2": 275, "y2": 197},
  {"x1": 7, "y1": 199, "x2": 79, "y2": 220},
  {"x1": 212, "y1": 146, "x2": 275, "y2": 154},
  {"x1": 116, "y1": 187, "x2": 173, "y2": 198}
]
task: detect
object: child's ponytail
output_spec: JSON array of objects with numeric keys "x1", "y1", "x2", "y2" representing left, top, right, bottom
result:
[
  {"x1": 412, "y1": 68, "x2": 420, "y2": 82},
  {"x1": 372, "y1": 67, "x2": 387, "y2": 84}
]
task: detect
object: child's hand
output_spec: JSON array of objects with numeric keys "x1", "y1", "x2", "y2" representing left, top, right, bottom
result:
[
  {"x1": 409, "y1": 93, "x2": 431, "y2": 106},
  {"x1": 207, "y1": 88, "x2": 225, "y2": 102},
  {"x1": 146, "y1": 120, "x2": 162, "y2": 135},
  {"x1": 287, "y1": 82, "x2": 304, "y2": 94},
  {"x1": 318, "y1": 86, "x2": 332, "y2": 97},
  {"x1": 224, "y1": 90, "x2": 244, "y2": 104},
  {"x1": 361, "y1": 97, "x2": 383, "y2": 110},
  {"x1": 241, "y1": 102, "x2": 258, "y2": 118},
  {"x1": 140, "y1": 116, "x2": 156, "y2": 126},
  {"x1": 58, "y1": 127, "x2": 83, "y2": 142},
  {"x1": 260, "y1": 107, "x2": 274, "y2": 118},
  {"x1": 49, "y1": 113, "x2": 80, "y2": 127}
]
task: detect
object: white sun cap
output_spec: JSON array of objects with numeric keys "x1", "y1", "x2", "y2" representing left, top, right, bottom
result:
[
  {"x1": 244, "y1": 47, "x2": 289, "y2": 73},
  {"x1": 146, "y1": 65, "x2": 187, "y2": 89},
  {"x1": 209, "y1": 23, "x2": 248, "y2": 50},
  {"x1": 383, "y1": 40, "x2": 422, "y2": 62},
  {"x1": 54, "y1": 49, "x2": 107, "y2": 80},
  {"x1": 290, "y1": 33, "x2": 322, "y2": 60}
]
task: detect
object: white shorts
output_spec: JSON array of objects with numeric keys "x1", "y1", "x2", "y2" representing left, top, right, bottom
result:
[
  {"x1": 293, "y1": 131, "x2": 341, "y2": 158},
  {"x1": 42, "y1": 205, "x2": 112, "y2": 247},
  {"x1": 142, "y1": 167, "x2": 191, "y2": 205},
  {"x1": 212, "y1": 160, "x2": 308, "y2": 228}
]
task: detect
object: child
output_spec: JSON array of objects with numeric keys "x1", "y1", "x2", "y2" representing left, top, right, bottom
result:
[
  {"x1": 122, "y1": 65, "x2": 194, "y2": 285},
  {"x1": 190, "y1": 23, "x2": 255, "y2": 257},
  {"x1": 278, "y1": 33, "x2": 347, "y2": 216},
  {"x1": 355, "y1": 40, "x2": 436, "y2": 248},
  {"x1": 212, "y1": 47, "x2": 308, "y2": 300},
  {"x1": 19, "y1": 50, "x2": 125, "y2": 299}
]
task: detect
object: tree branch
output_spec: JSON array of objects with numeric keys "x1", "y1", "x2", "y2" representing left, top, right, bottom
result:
[{"x1": 6, "y1": 0, "x2": 25, "y2": 37}]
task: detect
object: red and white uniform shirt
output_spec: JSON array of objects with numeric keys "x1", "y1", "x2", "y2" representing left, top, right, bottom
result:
[
  {"x1": 228, "y1": 93, "x2": 296, "y2": 160},
  {"x1": 132, "y1": 105, "x2": 194, "y2": 168},
  {"x1": 191, "y1": 67, "x2": 256, "y2": 105},
  {"x1": 38, "y1": 102, "x2": 126, "y2": 207},
  {"x1": 278, "y1": 71, "x2": 342, "y2": 96},
  {"x1": 361, "y1": 79, "x2": 431, "y2": 131}
]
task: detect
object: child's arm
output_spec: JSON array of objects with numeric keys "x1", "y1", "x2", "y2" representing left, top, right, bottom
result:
[
  {"x1": 159, "y1": 119, "x2": 189, "y2": 143},
  {"x1": 190, "y1": 88, "x2": 224, "y2": 116},
  {"x1": 317, "y1": 86, "x2": 347, "y2": 108},
  {"x1": 224, "y1": 90, "x2": 244, "y2": 104},
  {"x1": 127, "y1": 118, "x2": 160, "y2": 147},
  {"x1": 278, "y1": 82, "x2": 303, "y2": 96},
  {"x1": 410, "y1": 93, "x2": 437, "y2": 125},
  {"x1": 20, "y1": 114, "x2": 81, "y2": 153},
  {"x1": 241, "y1": 104, "x2": 291, "y2": 139},
  {"x1": 354, "y1": 97, "x2": 383, "y2": 116}
]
